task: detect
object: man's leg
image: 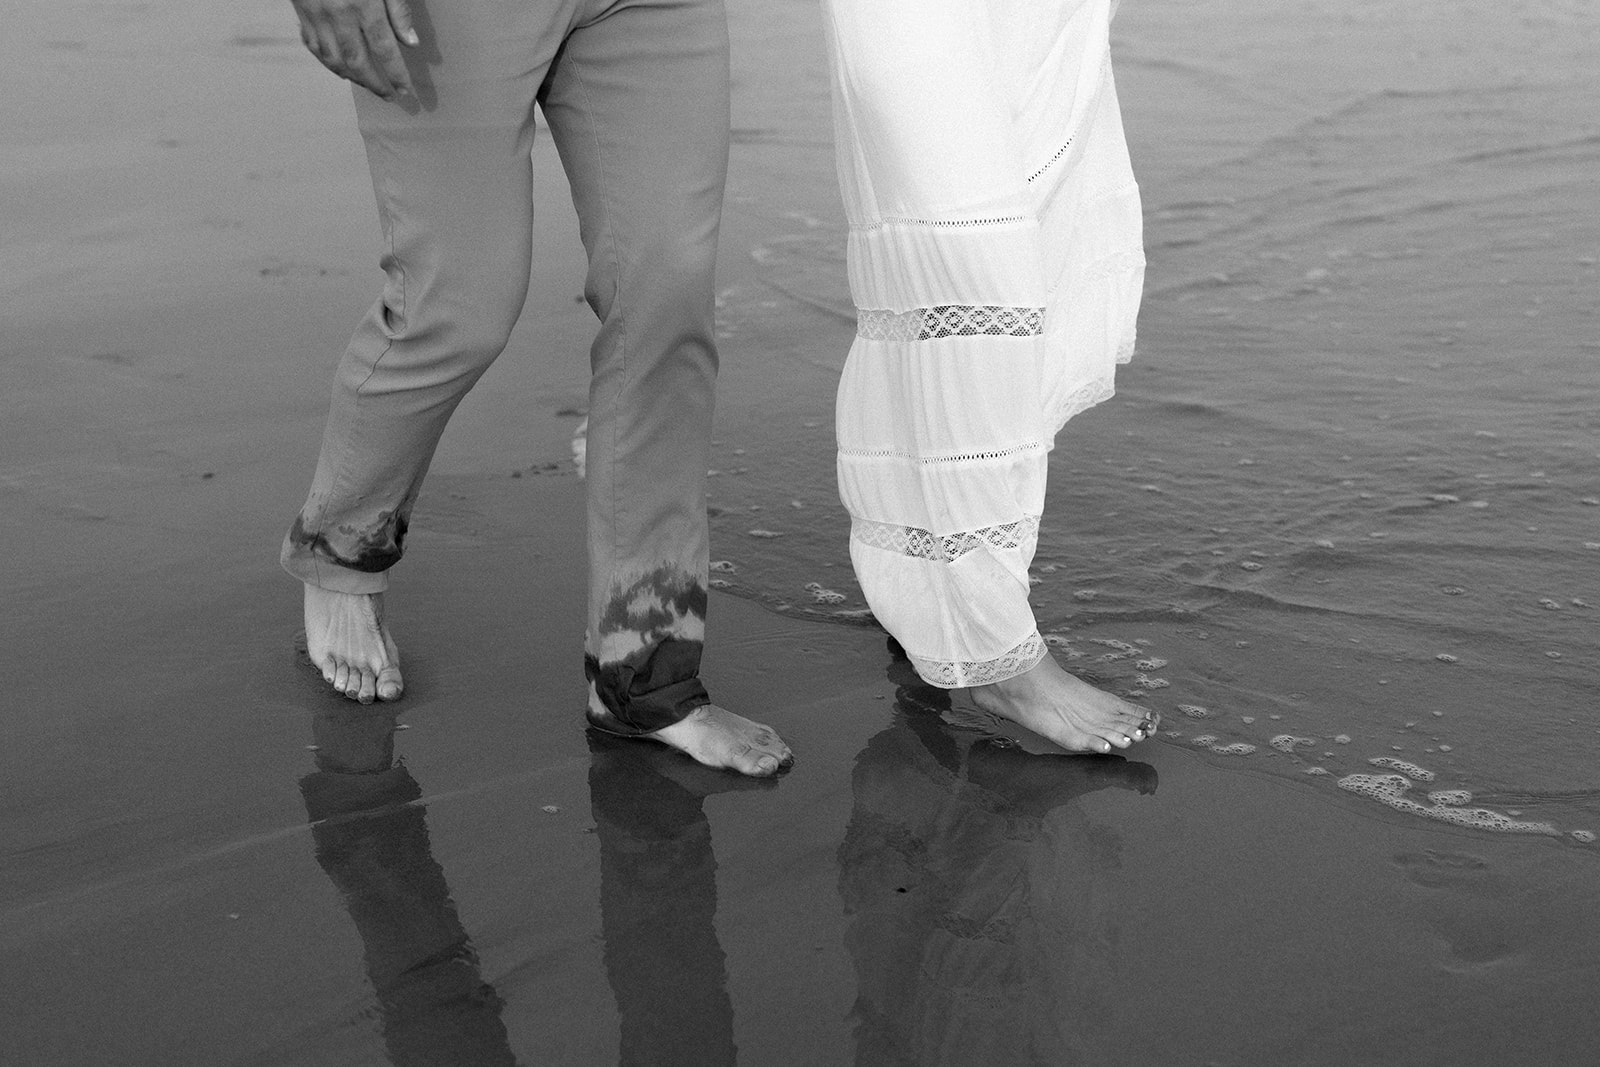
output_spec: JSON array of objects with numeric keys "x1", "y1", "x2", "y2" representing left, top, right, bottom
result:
[
  {"x1": 283, "y1": 0, "x2": 573, "y2": 702},
  {"x1": 539, "y1": 0, "x2": 791, "y2": 774}
]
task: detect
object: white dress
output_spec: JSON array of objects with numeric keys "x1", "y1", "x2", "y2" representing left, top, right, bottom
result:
[{"x1": 825, "y1": 0, "x2": 1145, "y2": 689}]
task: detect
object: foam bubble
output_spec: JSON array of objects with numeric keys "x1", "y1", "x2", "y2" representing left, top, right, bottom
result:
[
  {"x1": 1177, "y1": 704, "x2": 1210, "y2": 719},
  {"x1": 1435, "y1": 653, "x2": 1459, "y2": 663},
  {"x1": 1331, "y1": 780, "x2": 1555, "y2": 838},
  {"x1": 1427, "y1": 790, "x2": 1473, "y2": 806},
  {"x1": 1270, "y1": 735, "x2": 1317, "y2": 753},
  {"x1": 1572, "y1": 831, "x2": 1596, "y2": 844},
  {"x1": 1368, "y1": 757, "x2": 1436, "y2": 782},
  {"x1": 1334, "y1": 734, "x2": 1352, "y2": 744},
  {"x1": 803, "y1": 582, "x2": 846, "y2": 604},
  {"x1": 1135, "y1": 675, "x2": 1170, "y2": 690},
  {"x1": 1191, "y1": 734, "x2": 1218, "y2": 747},
  {"x1": 1211, "y1": 743, "x2": 1257, "y2": 756},
  {"x1": 1239, "y1": 561, "x2": 1263, "y2": 571},
  {"x1": 1305, "y1": 766, "x2": 1332, "y2": 776},
  {"x1": 1136, "y1": 658, "x2": 1168, "y2": 671},
  {"x1": 1337, "y1": 775, "x2": 1559, "y2": 836},
  {"x1": 710, "y1": 560, "x2": 738, "y2": 573},
  {"x1": 1337, "y1": 773, "x2": 1413, "y2": 800}
]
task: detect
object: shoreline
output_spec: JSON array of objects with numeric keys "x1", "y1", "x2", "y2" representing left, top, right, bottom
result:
[{"x1": 7, "y1": 465, "x2": 1600, "y2": 1064}]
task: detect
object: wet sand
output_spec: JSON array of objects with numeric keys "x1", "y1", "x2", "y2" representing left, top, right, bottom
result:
[{"x1": 5, "y1": 0, "x2": 1600, "y2": 1063}]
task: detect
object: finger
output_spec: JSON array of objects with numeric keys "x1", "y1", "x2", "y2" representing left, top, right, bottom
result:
[
  {"x1": 385, "y1": 0, "x2": 421, "y2": 47},
  {"x1": 362, "y1": 10, "x2": 414, "y2": 97},
  {"x1": 310, "y1": 20, "x2": 345, "y2": 74},
  {"x1": 332, "y1": 11, "x2": 396, "y2": 99}
]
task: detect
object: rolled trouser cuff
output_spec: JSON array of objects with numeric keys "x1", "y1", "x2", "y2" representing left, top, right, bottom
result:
[
  {"x1": 281, "y1": 531, "x2": 392, "y2": 595},
  {"x1": 585, "y1": 639, "x2": 711, "y2": 736}
]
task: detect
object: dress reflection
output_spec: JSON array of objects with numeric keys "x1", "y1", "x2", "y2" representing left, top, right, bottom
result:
[
  {"x1": 839, "y1": 650, "x2": 1157, "y2": 1064},
  {"x1": 586, "y1": 731, "x2": 775, "y2": 1067},
  {"x1": 300, "y1": 707, "x2": 516, "y2": 1066}
]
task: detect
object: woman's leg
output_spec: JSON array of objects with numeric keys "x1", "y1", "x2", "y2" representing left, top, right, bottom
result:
[{"x1": 824, "y1": 0, "x2": 1153, "y2": 751}]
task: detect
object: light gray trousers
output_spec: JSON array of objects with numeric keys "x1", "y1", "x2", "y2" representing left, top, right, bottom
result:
[{"x1": 282, "y1": 0, "x2": 730, "y2": 733}]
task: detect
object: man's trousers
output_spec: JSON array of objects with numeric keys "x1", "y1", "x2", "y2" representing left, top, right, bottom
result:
[{"x1": 281, "y1": 0, "x2": 731, "y2": 733}]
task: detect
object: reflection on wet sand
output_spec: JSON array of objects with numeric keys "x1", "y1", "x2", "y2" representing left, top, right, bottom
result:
[
  {"x1": 300, "y1": 707, "x2": 516, "y2": 1066},
  {"x1": 586, "y1": 731, "x2": 777, "y2": 1067},
  {"x1": 839, "y1": 652, "x2": 1157, "y2": 1064}
]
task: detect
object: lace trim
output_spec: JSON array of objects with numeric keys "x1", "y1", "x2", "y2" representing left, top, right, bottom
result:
[
  {"x1": 1027, "y1": 139, "x2": 1073, "y2": 184},
  {"x1": 856, "y1": 305, "x2": 1045, "y2": 342},
  {"x1": 854, "y1": 214, "x2": 1031, "y2": 232},
  {"x1": 838, "y1": 441, "x2": 1047, "y2": 464},
  {"x1": 911, "y1": 632, "x2": 1049, "y2": 689},
  {"x1": 852, "y1": 515, "x2": 1041, "y2": 563}
]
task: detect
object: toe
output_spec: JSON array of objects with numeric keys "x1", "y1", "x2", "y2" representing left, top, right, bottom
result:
[
  {"x1": 356, "y1": 668, "x2": 377, "y2": 704},
  {"x1": 376, "y1": 665, "x2": 403, "y2": 702},
  {"x1": 332, "y1": 661, "x2": 351, "y2": 695}
]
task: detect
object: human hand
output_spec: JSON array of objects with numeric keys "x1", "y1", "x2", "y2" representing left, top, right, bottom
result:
[{"x1": 289, "y1": 0, "x2": 419, "y2": 102}]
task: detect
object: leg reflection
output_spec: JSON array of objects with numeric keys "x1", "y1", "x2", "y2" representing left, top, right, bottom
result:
[
  {"x1": 587, "y1": 731, "x2": 775, "y2": 1066},
  {"x1": 838, "y1": 644, "x2": 1157, "y2": 1064},
  {"x1": 300, "y1": 707, "x2": 516, "y2": 1067}
]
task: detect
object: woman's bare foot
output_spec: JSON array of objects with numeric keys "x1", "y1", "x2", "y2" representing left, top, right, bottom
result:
[
  {"x1": 969, "y1": 653, "x2": 1156, "y2": 754},
  {"x1": 646, "y1": 705, "x2": 794, "y2": 778},
  {"x1": 303, "y1": 585, "x2": 403, "y2": 704}
]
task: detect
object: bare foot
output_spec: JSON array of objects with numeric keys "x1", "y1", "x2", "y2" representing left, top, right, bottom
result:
[
  {"x1": 304, "y1": 585, "x2": 403, "y2": 704},
  {"x1": 645, "y1": 705, "x2": 794, "y2": 778},
  {"x1": 969, "y1": 653, "x2": 1156, "y2": 755}
]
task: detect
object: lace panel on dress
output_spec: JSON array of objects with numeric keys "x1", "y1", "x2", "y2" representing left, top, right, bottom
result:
[
  {"x1": 852, "y1": 515, "x2": 1041, "y2": 563},
  {"x1": 837, "y1": 441, "x2": 1047, "y2": 464},
  {"x1": 911, "y1": 632, "x2": 1049, "y2": 689},
  {"x1": 856, "y1": 305, "x2": 1045, "y2": 342}
]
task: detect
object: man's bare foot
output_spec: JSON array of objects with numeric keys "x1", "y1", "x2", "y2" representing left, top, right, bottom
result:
[
  {"x1": 304, "y1": 585, "x2": 403, "y2": 704},
  {"x1": 969, "y1": 653, "x2": 1156, "y2": 755},
  {"x1": 646, "y1": 705, "x2": 794, "y2": 778}
]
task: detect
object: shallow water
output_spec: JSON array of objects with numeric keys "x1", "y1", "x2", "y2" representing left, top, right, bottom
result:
[{"x1": 707, "y1": 0, "x2": 1600, "y2": 838}]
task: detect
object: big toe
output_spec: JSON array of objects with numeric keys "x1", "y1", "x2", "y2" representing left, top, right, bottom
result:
[
  {"x1": 747, "y1": 747, "x2": 791, "y2": 777},
  {"x1": 376, "y1": 665, "x2": 404, "y2": 702}
]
